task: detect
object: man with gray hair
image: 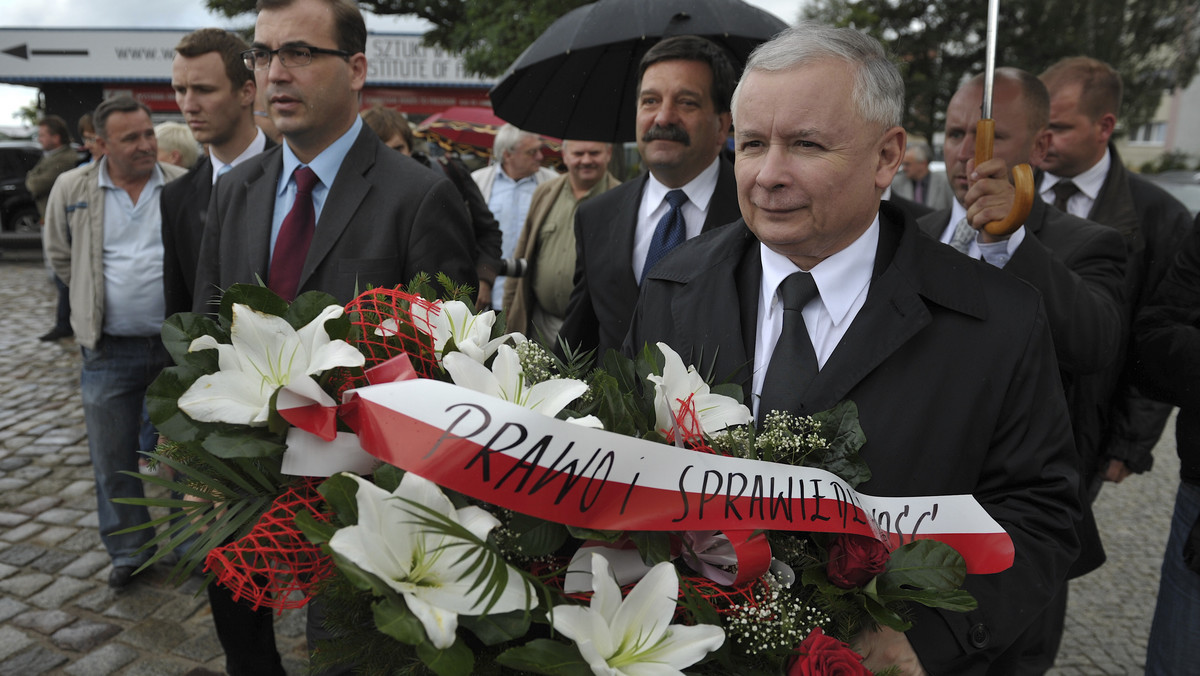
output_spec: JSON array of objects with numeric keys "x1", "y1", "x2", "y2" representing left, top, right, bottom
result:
[
  {"x1": 627, "y1": 23, "x2": 1080, "y2": 674},
  {"x1": 471, "y1": 124, "x2": 557, "y2": 304},
  {"x1": 44, "y1": 95, "x2": 188, "y2": 590},
  {"x1": 891, "y1": 139, "x2": 952, "y2": 210}
]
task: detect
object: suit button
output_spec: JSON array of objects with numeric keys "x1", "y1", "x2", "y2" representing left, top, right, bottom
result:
[{"x1": 969, "y1": 622, "x2": 990, "y2": 648}]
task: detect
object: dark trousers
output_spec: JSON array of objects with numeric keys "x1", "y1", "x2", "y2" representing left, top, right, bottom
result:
[
  {"x1": 207, "y1": 581, "x2": 286, "y2": 676},
  {"x1": 53, "y1": 273, "x2": 70, "y2": 332}
]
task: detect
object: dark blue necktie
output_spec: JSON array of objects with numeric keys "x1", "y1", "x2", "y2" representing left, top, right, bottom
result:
[{"x1": 640, "y1": 189, "x2": 688, "y2": 283}]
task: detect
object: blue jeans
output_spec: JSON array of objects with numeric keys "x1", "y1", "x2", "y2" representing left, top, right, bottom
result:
[
  {"x1": 1146, "y1": 481, "x2": 1200, "y2": 674},
  {"x1": 80, "y1": 335, "x2": 171, "y2": 567}
]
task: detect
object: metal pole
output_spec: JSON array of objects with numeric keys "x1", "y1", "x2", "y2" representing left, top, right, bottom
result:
[{"x1": 982, "y1": 0, "x2": 998, "y2": 120}]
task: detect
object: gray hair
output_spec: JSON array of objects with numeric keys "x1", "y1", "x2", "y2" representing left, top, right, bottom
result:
[
  {"x1": 731, "y1": 22, "x2": 904, "y2": 130},
  {"x1": 906, "y1": 140, "x2": 932, "y2": 163},
  {"x1": 492, "y1": 123, "x2": 537, "y2": 164}
]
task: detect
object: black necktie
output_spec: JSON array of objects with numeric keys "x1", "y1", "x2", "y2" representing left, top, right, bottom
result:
[
  {"x1": 1052, "y1": 180, "x2": 1080, "y2": 213},
  {"x1": 758, "y1": 271, "x2": 820, "y2": 425},
  {"x1": 641, "y1": 189, "x2": 688, "y2": 283}
]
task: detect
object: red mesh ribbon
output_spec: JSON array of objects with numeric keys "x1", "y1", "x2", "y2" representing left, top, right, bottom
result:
[
  {"x1": 205, "y1": 480, "x2": 335, "y2": 611},
  {"x1": 339, "y1": 287, "x2": 444, "y2": 396}
]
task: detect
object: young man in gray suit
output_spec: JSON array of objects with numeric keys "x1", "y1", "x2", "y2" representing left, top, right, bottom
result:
[{"x1": 193, "y1": 0, "x2": 475, "y2": 313}]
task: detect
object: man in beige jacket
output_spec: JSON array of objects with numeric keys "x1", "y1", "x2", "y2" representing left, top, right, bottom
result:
[{"x1": 504, "y1": 140, "x2": 619, "y2": 346}]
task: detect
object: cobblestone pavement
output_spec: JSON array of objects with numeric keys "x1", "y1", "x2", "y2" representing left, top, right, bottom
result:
[{"x1": 0, "y1": 250, "x2": 1181, "y2": 675}]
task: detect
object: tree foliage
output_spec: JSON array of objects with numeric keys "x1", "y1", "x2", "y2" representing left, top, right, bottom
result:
[
  {"x1": 205, "y1": 0, "x2": 590, "y2": 77},
  {"x1": 804, "y1": 0, "x2": 1200, "y2": 146}
]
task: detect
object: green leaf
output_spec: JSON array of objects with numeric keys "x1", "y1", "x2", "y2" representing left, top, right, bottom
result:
[
  {"x1": 201, "y1": 430, "x2": 286, "y2": 459},
  {"x1": 878, "y1": 540, "x2": 967, "y2": 592},
  {"x1": 809, "y1": 400, "x2": 870, "y2": 488},
  {"x1": 460, "y1": 609, "x2": 531, "y2": 646},
  {"x1": 629, "y1": 531, "x2": 672, "y2": 566},
  {"x1": 861, "y1": 592, "x2": 913, "y2": 632},
  {"x1": 372, "y1": 597, "x2": 426, "y2": 645},
  {"x1": 496, "y1": 639, "x2": 592, "y2": 676},
  {"x1": 318, "y1": 473, "x2": 362, "y2": 524},
  {"x1": 219, "y1": 283, "x2": 290, "y2": 321},
  {"x1": 287, "y1": 290, "x2": 346, "y2": 332},
  {"x1": 146, "y1": 366, "x2": 207, "y2": 439},
  {"x1": 296, "y1": 509, "x2": 339, "y2": 545},
  {"x1": 161, "y1": 312, "x2": 225, "y2": 366},
  {"x1": 510, "y1": 514, "x2": 568, "y2": 558},
  {"x1": 417, "y1": 637, "x2": 474, "y2": 676},
  {"x1": 372, "y1": 463, "x2": 405, "y2": 493}
]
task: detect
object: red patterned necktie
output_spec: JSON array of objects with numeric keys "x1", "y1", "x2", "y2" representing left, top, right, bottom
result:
[{"x1": 268, "y1": 166, "x2": 319, "y2": 301}]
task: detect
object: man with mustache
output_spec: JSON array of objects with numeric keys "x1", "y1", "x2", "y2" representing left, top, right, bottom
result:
[
  {"x1": 192, "y1": 0, "x2": 476, "y2": 314},
  {"x1": 558, "y1": 35, "x2": 742, "y2": 362},
  {"x1": 504, "y1": 139, "x2": 620, "y2": 346},
  {"x1": 43, "y1": 96, "x2": 188, "y2": 590}
]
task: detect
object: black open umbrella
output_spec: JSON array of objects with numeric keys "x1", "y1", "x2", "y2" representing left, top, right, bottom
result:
[{"x1": 489, "y1": 0, "x2": 789, "y2": 142}]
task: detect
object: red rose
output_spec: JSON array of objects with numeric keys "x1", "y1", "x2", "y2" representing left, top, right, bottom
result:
[
  {"x1": 826, "y1": 534, "x2": 889, "y2": 589},
  {"x1": 788, "y1": 627, "x2": 872, "y2": 676}
]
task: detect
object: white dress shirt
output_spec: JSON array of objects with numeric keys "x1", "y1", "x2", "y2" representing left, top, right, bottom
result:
[
  {"x1": 751, "y1": 217, "x2": 879, "y2": 419},
  {"x1": 938, "y1": 198, "x2": 1025, "y2": 267},
  {"x1": 631, "y1": 157, "x2": 721, "y2": 279},
  {"x1": 1039, "y1": 148, "x2": 1110, "y2": 218}
]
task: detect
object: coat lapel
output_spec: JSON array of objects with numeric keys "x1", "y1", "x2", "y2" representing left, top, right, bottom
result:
[{"x1": 804, "y1": 207, "x2": 935, "y2": 413}]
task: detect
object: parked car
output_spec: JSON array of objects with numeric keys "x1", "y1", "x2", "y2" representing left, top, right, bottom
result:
[
  {"x1": 0, "y1": 141, "x2": 43, "y2": 235},
  {"x1": 1144, "y1": 170, "x2": 1200, "y2": 218}
]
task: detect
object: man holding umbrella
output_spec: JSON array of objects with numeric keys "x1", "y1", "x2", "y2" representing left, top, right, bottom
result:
[{"x1": 558, "y1": 35, "x2": 742, "y2": 362}]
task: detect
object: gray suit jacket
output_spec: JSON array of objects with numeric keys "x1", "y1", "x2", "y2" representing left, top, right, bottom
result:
[{"x1": 193, "y1": 126, "x2": 476, "y2": 311}]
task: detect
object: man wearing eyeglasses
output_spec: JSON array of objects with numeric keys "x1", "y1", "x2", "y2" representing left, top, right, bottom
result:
[{"x1": 192, "y1": 0, "x2": 476, "y2": 315}]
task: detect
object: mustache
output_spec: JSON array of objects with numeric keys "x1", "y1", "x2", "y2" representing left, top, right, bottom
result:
[{"x1": 642, "y1": 124, "x2": 690, "y2": 146}]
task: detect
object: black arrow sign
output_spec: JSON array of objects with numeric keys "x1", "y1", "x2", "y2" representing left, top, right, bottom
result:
[{"x1": 3, "y1": 44, "x2": 90, "y2": 60}]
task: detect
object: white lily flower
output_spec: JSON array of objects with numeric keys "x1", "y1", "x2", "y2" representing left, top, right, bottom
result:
[
  {"x1": 381, "y1": 299, "x2": 523, "y2": 364},
  {"x1": 549, "y1": 553, "x2": 725, "y2": 676},
  {"x1": 443, "y1": 344, "x2": 586, "y2": 418},
  {"x1": 329, "y1": 472, "x2": 531, "y2": 650},
  {"x1": 645, "y1": 342, "x2": 752, "y2": 439},
  {"x1": 179, "y1": 304, "x2": 365, "y2": 426}
]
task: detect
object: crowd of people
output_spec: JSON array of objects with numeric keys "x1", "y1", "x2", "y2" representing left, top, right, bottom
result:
[{"x1": 20, "y1": 0, "x2": 1200, "y2": 673}]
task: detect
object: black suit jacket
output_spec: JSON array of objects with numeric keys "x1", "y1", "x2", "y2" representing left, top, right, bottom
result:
[
  {"x1": 1040, "y1": 146, "x2": 1192, "y2": 474},
  {"x1": 627, "y1": 203, "x2": 1081, "y2": 674},
  {"x1": 558, "y1": 156, "x2": 742, "y2": 360},
  {"x1": 192, "y1": 126, "x2": 476, "y2": 311},
  {"x1": 162, "y1": 138, "x2": 280, "y2": 316}
]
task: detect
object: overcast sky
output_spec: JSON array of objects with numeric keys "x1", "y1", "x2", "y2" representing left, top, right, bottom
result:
[{"x1": 0, "y1": 0, "x2": 805, "y2": 127}]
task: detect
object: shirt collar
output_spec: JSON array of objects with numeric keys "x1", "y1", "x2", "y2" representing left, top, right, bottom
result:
[
  {"x1": 497, "y1": 165, "x2": 540, "y2": 185},
  {"x1": 1040, "y1": 147, "x2": 1110, "y2": 201},
  {"x1": 760, "y1": 214, "x2": 880, "y2": 327},
  {"x1": 211, "y1": 128, "x2": 267, "y2": 184},
  {"x1": 644, "y1": 156, "x2": 721, "y2": 213},
  {"x1": 278, "y1": 116, "x2": 362, "y2": 196},
  {"x1": 97, "y1": 156, "x2": 166, "y2": 192}
]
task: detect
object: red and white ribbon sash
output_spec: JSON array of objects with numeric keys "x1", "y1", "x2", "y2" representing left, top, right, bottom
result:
[{"x1": 342, "y1": 379, "x2": 1014, "y2": 574}]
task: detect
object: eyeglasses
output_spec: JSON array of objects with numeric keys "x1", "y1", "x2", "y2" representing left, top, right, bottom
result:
[{"x1": 242, "y1": 45, "x2": 352, "y2": 71}]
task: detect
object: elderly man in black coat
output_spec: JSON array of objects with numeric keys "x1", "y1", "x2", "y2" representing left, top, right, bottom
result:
[{"x1": 627, "y1": 24, "x2": 1081, "y2": 675}]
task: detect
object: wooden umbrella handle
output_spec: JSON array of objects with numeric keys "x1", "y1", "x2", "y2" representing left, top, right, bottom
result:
[{"x1": 974, "y1": 119, "x2": 1035, "y2": 236}]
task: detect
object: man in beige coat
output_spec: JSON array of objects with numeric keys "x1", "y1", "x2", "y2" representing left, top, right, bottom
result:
[{"x1": 504, "y1": 139, "x2": 619, "y2": 345}]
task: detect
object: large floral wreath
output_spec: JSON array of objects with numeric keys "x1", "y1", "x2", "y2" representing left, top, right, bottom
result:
[{"x1": 123, "y1": 276, "x2": 1003, "y2": 676}]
